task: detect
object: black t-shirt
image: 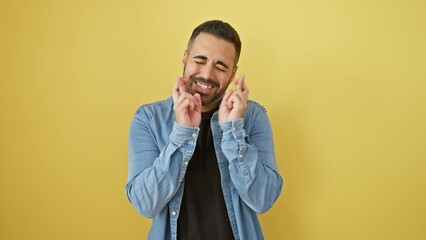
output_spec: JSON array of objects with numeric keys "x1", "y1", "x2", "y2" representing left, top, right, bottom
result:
[{"x1": 177, "y1": 110, "x2": 234, "y2": 240}]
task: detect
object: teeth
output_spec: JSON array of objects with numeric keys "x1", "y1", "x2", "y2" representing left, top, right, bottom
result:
[{"x1": 196, "y1": 81, "x2": 212, "y2": 90}]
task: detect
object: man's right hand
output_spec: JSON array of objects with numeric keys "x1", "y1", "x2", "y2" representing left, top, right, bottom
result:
[{"x1": 172, "y1": 77, "x2": 202, "y2": 127}]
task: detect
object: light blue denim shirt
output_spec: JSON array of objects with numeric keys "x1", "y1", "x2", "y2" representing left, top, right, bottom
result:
[{"x1": 126, "y1": 97, "x2": 283, "y2": 240}]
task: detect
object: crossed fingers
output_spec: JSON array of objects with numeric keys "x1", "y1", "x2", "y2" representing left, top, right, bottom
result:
[{"x1": 224, "y1": 76, "x2": 248, "y2": 108}]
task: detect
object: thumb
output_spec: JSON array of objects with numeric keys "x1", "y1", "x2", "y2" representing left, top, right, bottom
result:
[
  {"x1": 178, "y1": 76, "x2": 187, "y2": 94},
  {"x1": 221, "y1": 90, "x2": 233, "y2": 109},
  {"x1": 194, "y1": 93, "x2": 202, "y2": 109}
]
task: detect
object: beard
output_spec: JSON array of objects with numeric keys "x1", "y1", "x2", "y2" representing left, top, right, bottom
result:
[
  {"x1": 182, "y1": 67, "x2": 232, "y2": 108},
  {"x1": 188, "y1": 76, "x2": 220, "y2": 104},
  {"x1": 185, "y1": 75, "x2": 232, "y2": 109}
]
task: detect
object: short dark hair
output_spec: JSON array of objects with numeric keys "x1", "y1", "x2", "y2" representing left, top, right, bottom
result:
[{"x1": 187, "y1": 20, "x2": 242, "y2": 65}]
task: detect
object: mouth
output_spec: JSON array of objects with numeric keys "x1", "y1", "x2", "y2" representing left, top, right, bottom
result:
[{"x1": 195, "y1": 80, "x2": 214, "y2": 90}]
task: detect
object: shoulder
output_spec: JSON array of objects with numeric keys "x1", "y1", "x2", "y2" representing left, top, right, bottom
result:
[
  {"x1": 243, "y1": 100, "x2": 273, "y2": 135},
  {"x1": 243, "y1": 99, "x2": 271, "y2": 131},
  {"x1": 246, "y1": 99, "x2": 268, "y2": 117},
  {"x1": 134, "y1": 97, "x2": 174, "y2": 119},
  {"x1": 135, "y1": 97, "x2": 173, "y2": 114}
]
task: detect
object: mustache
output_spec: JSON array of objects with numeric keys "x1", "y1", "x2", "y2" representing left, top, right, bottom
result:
[{"x1": 189, "y1": 76, "x2": 219, "y2": 88}]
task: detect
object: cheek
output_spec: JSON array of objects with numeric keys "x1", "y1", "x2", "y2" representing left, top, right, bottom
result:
[
  {"x1": 218, "y1": 75, "x2": 233, "y2": 88},
  {"x1": 183, "y1": 63, "x2": 198, "y2": 76}
]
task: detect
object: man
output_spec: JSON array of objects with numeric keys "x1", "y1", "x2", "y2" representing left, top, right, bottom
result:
[{"x1": 126, "y1": 20, "x2": 283, "y2": 240}]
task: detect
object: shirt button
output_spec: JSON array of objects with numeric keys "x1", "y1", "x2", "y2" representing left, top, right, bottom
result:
[
  {"x1": 239, "y1": 154, "x2": 243, "y2": 159},
  {"x1": 232, "y1": 127, "x2": 237, "y2": 132},
  {"x1": 184, "y1": 161, "x2": 188, "y2": 166},
  {"x1": 171, "y1": 211, "x2": 177, "y2": 216},
  {"x1": 192, "y1": 133, "x2": 197, "y2": 138}
]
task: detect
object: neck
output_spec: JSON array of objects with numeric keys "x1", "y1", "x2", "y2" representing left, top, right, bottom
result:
[
  {"x1": 201, "y1": 105, "x2": 218, "y2": 112},
  {"x1": 201, "y1": 100, "x2": 221, "y2": 112}
]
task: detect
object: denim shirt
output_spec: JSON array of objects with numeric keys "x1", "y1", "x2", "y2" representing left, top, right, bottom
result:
[{"x1": 126, "y1": 97, "x2": 283, "y2": 240}]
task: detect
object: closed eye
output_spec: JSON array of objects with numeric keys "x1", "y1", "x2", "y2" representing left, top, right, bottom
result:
[
  {"x1": 216, "y1": 61, "x2": 229, "y2": 71},
  {"x1": 193, "y1": 55, "x2": 207, "y2": 64},
  {"x1": 216, "y1": 65, "x2": 227, "y2": 72},
  {"x1": 193, "y1": 55, "x2": 230, "y2": 72}
]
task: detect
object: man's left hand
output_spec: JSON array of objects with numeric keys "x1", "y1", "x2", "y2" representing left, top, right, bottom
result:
[{"x1": 218, "y1": 76, "x2": 249, "y2": 122}]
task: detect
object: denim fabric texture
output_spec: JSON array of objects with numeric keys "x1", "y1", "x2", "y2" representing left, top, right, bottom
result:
[{"x1": 126, "y1": 97, "x2": 283, "y2": 240}]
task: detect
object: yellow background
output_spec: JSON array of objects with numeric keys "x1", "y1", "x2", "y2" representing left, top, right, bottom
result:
[{"x1": 1, "y1": 0, "x2": 425, "y2": 239}]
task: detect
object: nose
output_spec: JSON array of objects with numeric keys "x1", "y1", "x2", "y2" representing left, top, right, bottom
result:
[{"x1": 199, "y1": 63, "x2": 215, "y2": 81}]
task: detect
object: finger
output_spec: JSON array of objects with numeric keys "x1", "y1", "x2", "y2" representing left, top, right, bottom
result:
[
  {"x1": 221, "y1": 89, "x2": 233, "y2": 108},
  {"x1": 231, "y1": 85, "x2": 246, "y2": 99},
  {"x1": 172, "y1": 77, "x2": 181, "y2": 102},
  {"x1": 175, "y1": 96, "x2": 195, "y2": 112},
  {"x1": 227, "y1": 91, "x2": 236, "y2": 109},
  {"x1": 235, "y1": 82, "x2": 249, "y2": 99},
  {"x1": 194, "y1": 93, "x2": 202, "y2": 111},
  {"x1": 183, "y1": 92, "x2": 199, "y2": 104},
  {"x1": 194, "y1": 93, "x2": 201, "y2": 106},
  {"x1": 177, "y1": 76, "x2": 188, "y2": 94},
  {"x1": 242, "y1": 81, "x2": 249, "y2": 97},
  {"x1": 233, "y1": 76, "x2": 245, "y2": 90},
  {"x1": 229, "y1": 91, "x2": 244, "y2": 105},
  {"x1": 181, "y1": 77, "x2": 189, "y2": 85},
  {"x1": 176, "y1": 92, "x2": 194, "y2": 104},
  {"x1": 235, "y1": 76, "x2": 248, "y2": 98},
  {"x1": 233, "y1": 75, "x2": 244, "y2": 84},
  {"x1": 186, "y1": 97, "x2": 196, "y2": 110},
  {"x1": 176, "y1": 92, "x2": 200, "y2": 111}
]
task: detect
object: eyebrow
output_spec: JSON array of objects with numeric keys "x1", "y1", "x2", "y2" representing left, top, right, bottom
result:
[{"x1": 193, "y1": 55, "x2": 230, "y2": 70}]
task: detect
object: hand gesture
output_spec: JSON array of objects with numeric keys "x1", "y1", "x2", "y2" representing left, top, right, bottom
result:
[
  {"x1": 172, "y1": 77, "x2": 202, "y2": 127},
  {"x1": 218, "y1": 76, "x2": 249, "y2": 122}
]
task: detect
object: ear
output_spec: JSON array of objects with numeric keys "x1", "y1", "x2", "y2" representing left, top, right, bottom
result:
[
  {"x1": 230, "y1": 65, "x2": 238, "y2": 80},
  {"x1": 182, "y1": 50, "x2": 188, "y2": 69}
]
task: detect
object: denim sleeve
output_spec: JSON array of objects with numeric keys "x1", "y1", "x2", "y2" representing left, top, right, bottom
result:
[
  {"x1": 219, "y1": 112, "x2": 283, "y2": 214},
  {"x1": 126, "y1": 109, "x2": 198, "y2": 218}
]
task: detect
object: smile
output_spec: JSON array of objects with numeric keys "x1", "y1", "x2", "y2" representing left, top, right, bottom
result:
[{"x1": 195, "y1": 81, "x2": 213, "y2": 90}]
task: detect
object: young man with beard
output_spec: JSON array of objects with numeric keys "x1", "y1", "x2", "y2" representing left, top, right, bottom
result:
[{"x1": 126, "y1": 20, "x2": 283, "y2": 240}]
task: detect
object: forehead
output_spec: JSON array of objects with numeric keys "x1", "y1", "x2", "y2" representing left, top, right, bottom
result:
[{"x1": 188, "y1": 33, "x2": 236, "y2": 64}]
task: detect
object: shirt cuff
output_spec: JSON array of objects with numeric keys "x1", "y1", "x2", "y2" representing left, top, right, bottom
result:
[
  {"x1": 219, "y1": 118, "x2": 245, "y2": 140},
  {"x1": 170, "y1": 122, "x2": 200, "y2": 145}
]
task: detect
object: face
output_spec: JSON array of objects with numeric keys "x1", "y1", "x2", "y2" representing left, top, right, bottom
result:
[{"x1": 182, "y1": 33, "x2": 238, "y2": 112}]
